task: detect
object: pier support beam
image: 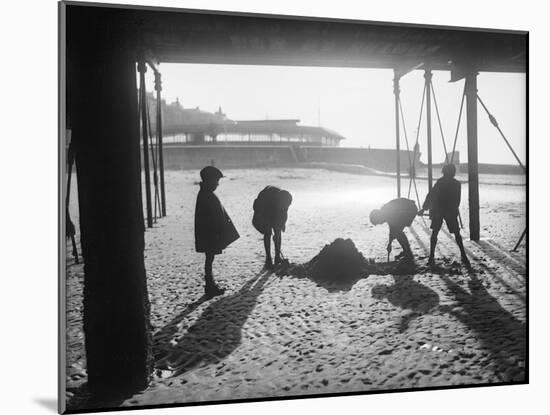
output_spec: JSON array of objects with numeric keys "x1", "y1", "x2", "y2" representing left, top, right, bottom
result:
[
  {"x1": 424, "y1": 69, "x2": 433, "y2": 190},
  {"x1": 138, "y1": 60, "x2": 153, "y2": 228},
  {"x1": 465, "y1": 70, "x2": 480, "y2": 241},
  {"x1": 154, "y1": 71, "x2": 167, "y2": 217},
  {"x1": 67, "y1": 7, "x2": 152, "y2": 397},
  {"x1": 393, "y1": 72, "x2": 401, "y2": 197}
]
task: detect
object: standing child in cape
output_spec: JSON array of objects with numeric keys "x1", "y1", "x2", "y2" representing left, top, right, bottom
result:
[
  {"x1": 194, "y1": 166, "x2": 240, "y2": 297},
  {"x1": 252, "y1": 186, "x2": 293, "y2": 269}
]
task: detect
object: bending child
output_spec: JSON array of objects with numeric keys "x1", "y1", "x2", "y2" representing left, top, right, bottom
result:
[
  {"x1": 252, "y1": 186, "x2": 293, "y2": 269},
  {"x1": 370, "y1": 197, "x2": 417, "y2": 262}
]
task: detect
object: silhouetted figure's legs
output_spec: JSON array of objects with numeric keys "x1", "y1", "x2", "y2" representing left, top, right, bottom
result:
[
  {"x1": 454, "y1": 232, "x2": 471, "y2": 267},
  {"x1": 273, "y1": 229, "x2": 282, "y2": 265},
  {"x1": 395, "y1": 230, "x2": 413, "y2": 260},
  {"x1": 263, "y1": 230, "x2": 273, "y2": 269},
  {"x1": 204, "y1": 253, "x2": 225, "y2": 296},
  {"x1": 204, "y1": 253, "x2": 215, "y2": 285},
  {"x1": 429, "y1": 218, "x2": 442, "y2": 265},
  {"x1": 66, "y1": 209, "x2": 79, "y2": 263},
  {"x1": 71, "y1": 235, "x2": 79, "y2": 264}
]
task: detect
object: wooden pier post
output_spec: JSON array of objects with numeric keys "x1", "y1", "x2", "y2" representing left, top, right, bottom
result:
[
  {"x1": 154, "y1": 71, "x2": 167, "y2": 217},
  {"x1": 66, "y1": 6, "x2": 152, "y2": 397},
  {"x1": 465, "y1": 70, "x2": 480, "y2": 241},
  {"x1": 138, "y1": 60, "x2": 153, "y2": 228},
  {"x1": 393, "y1": 71, "x2": 401, "y2": 197},
  {"x1": 424, "y1": 69, "x2": 433, "y2": 190}
]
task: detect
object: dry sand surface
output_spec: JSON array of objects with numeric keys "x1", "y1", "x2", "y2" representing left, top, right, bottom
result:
[{"x1": 65, "y1": 168, "x2": 526, "y2": 409}]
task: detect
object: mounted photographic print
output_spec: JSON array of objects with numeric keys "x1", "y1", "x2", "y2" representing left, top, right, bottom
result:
[{"x1": 59, "y1": 1, "x2": 527, "y2": 413}]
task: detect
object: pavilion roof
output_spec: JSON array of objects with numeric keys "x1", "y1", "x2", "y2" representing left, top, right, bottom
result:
[{"x1": 163, "y1": 116, "x2": 345, "y2": 140}]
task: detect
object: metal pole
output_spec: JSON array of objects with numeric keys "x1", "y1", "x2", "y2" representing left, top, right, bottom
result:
[
  {"x1": 424, "y1": 69, "x2": 433, "y2": 190},
  {"x1": 138, "y1": 60, "x2": 153, "y2": 228},
  {"x1": 465, "y1": 70, "x2": 480, "y2": 241},
  {"x1": 145, "y1": 97, "x2": 159, "y2": 223},
  {"x1": 66, "y1": 138, "x2": 79, "y2": 263},
  {"x1": 393, "y1": 71, "x2": 401, "y2": 197},
  {"x1": 512, "y1": 228, "x2": 526, "y2": 252},
  {"x1": 477, "y1": 95, "x2": 526, "y2": 173},
  {"x1": 154, "y1": 71, "x2": 167, "y2": 217},
  {"x1": 66, "y1": 139, "x2": 74, "y2": 210}
]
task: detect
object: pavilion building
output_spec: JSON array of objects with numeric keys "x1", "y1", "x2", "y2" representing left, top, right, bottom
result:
[{"x1": 147, "y1": 95, "x2": 345, "y2": 146}]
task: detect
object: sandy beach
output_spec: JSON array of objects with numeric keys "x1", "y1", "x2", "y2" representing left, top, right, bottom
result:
[{"x1": 65, "y1": 168, "x2": 526, "y2": 409}]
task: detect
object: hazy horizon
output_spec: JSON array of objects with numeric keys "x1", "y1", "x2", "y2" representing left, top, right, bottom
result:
[{"x1": 144, "y1": 63, "x2": 526, "y2": 166}]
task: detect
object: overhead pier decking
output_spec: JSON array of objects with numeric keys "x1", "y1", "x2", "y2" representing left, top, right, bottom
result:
[
  {"x1": 134, "y1": 7, "x2": 526, "y2": 72},
  {"x1": 63, "y1": 2, "x2": 526, "y2": 404}
]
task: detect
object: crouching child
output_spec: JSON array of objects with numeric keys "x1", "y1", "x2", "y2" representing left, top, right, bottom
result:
[{"x1": 370, "y1": 198, "x2": 418, "y2": 262}]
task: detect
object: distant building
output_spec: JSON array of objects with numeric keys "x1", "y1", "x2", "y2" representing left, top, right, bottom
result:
[{"x1": 147, "y1": 94, "x2": 345, "y2": 147}]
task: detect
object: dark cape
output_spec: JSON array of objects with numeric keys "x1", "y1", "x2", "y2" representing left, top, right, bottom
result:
[{"x1": 194, "y1": 183, "x2": 239, "y2": 254}]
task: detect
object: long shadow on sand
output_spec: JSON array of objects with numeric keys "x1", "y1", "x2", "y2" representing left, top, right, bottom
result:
[
  {"x1": 474, "y1": 240, "x2": 527, "y2": 277},
  {"x1": 152, "y1": 295, "x2": 211, "y2": 360},
  {"x1": 414, "y1": 221, "x2": 525, "y2": 303},
  {"x1": 371, "y1": 275, "x2": 440, "y2": 332},
  {"x1": 440, "y1": 274, "x2": 526, "y2": 382},
  {"x1": 276, "y1": 259, "x2": 419, "y2": 292},
  {"x1": 274, "y1": 263, "x2": 363, "y2": 292},
  {"x1": 153, "y1": 270, "x2": 272, "y2": 377},
  {"x1": 67, "y1": 271, "x2": 272, "y2": 410}
]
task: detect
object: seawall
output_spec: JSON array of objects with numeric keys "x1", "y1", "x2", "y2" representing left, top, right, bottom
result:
[
  {"x1": 145, "y1": 144, "x2": 523, "y2": 175},
  {"x1": 156, "y1": 144, "x2": 417, "y2": 172}
]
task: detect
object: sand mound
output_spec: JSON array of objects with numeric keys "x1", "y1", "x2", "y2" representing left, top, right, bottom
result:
[
  {"x1": 278, "y1": 238, "x2": 417, "y2": 285},
  {"x1": 306, "y1": 238, "x2": 371, "y2": 283}
]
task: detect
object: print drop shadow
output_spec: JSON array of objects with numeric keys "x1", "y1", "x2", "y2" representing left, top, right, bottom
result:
[
  {"x1": 440, "y1": 274, "x2": 526, "y2": 382},
  {"x1": 34, "y1": 398, "x2": 57, "y2": 412},
  {"x1": 153, "y1": 270, "x2": 272, "y2": 378},
  {"x1": 371, "y1": 275, "x2": 440, "y2": 332}
]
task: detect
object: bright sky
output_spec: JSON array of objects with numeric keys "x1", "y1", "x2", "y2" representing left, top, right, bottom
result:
[{"x1": 146, "y1": 63, "x2": 526, "y2": 165}]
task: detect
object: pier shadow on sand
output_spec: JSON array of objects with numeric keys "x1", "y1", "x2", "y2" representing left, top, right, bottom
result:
[
  {"x1": 413, "y1": 222, "x2": 525, "y2": 303},
  {"x1": 371, "y1": 275, "x2": 440, "y2": 332},
  {"x1": 153, "y1": 270, "x2": 272, "y2": 377},
  {"x1": 474, "y1": 240, "x2": 527, "y2": 277},
  {"x1": 440, "y1": 274, "x2": 526, "y2": 382}
]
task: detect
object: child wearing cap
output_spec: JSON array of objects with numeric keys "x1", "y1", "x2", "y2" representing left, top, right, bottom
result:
[{"x1": 194, "y1": 166, "x2": 240, "y2": 297}]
